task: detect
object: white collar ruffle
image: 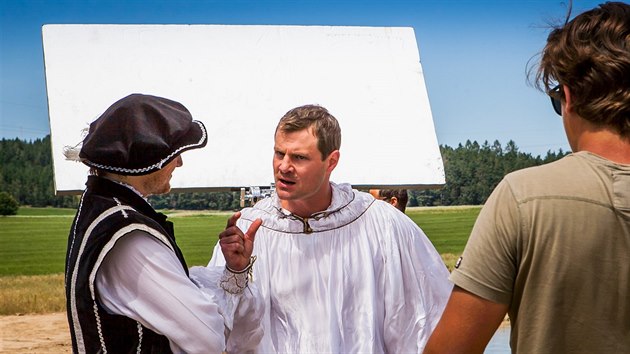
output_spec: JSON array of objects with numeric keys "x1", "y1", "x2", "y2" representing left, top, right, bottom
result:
[{"x1": 243, "y1": 182, "x2": 376, "y2": 234}]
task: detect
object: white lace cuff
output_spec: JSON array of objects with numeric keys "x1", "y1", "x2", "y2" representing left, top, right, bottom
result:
[{"x1": 219, "y1": 256, "x2": 256, "y2": 295}]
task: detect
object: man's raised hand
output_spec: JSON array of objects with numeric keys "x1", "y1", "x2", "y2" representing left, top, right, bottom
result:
[{"x1": 218, "y1": 211, "x2": 262, "y2": 271}]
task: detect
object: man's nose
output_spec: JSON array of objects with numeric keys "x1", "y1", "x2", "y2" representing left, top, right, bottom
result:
[{"x1": 278, "y1": 156, "x2": 292, "y2": 172}]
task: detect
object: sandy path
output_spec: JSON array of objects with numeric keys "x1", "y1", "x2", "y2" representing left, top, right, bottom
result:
[
  {"x1": 0, "y1": 312, "x2": 70, "y2": 353},
  {"x1": 0, "y1": 312, "x2": 510, "y2": 353}
]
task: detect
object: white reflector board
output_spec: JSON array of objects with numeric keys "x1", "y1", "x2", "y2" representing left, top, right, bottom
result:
[{"x1": 42, "y1": 24, "x2": 444, "y2": 194}]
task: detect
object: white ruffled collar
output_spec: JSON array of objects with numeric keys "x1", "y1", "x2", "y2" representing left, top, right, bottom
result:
[{"x1": 246, "y1": 182, "x2": 375, "y2": 234}]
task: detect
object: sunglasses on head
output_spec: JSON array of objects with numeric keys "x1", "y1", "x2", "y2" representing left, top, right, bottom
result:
[{"x1": 548, "y1": 84, "x2": 563, "y2": 116}]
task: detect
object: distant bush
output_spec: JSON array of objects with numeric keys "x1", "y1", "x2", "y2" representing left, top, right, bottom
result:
[{"x1": 0, "y1": 191, "x2": 19, "y2": 215}]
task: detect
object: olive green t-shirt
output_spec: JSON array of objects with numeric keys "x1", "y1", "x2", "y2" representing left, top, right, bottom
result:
[{"x1": 450, "y1": 151, "x2": 630, "y2": 353}]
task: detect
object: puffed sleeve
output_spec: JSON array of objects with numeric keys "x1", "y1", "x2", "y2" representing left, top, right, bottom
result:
[
  {"x1": 190, "y1": 258, "x2": 264, "y2": 353},
  {"x1": 96, "y1": 231, "x2": 226, "y2": 353},
  {"x1": 380, "y1": 212, "x2": 452, "y2": 352}
]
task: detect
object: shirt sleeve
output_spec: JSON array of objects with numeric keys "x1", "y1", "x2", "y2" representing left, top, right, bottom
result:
[
  {"x1": 188, "y1": 264, "x2": 265, "y2": 354},
  {"x1": 95, "y1": 230, "x2": 225, "y2": 354},
  {"x1": 381, "y1": 211, "x2": 453, "y2": 352},
  {"x1": 194, "y1": 235, "x2": 265, "y2": 353},
  {"x1": 449, "y1": 178, "x2": 519, "y2": 304}
]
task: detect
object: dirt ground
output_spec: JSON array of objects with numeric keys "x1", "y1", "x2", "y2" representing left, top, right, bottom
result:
[
  {"x1": 0, "y1": 312, "x2": 510, "y2": 353},
  {"x1": 0, "y1": 312, "x2": 70, "y2": 353}
]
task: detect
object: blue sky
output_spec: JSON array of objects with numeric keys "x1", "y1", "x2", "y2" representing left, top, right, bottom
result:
[{"x1": 0, "y1": 0, "x2": 603, "y2": 157}]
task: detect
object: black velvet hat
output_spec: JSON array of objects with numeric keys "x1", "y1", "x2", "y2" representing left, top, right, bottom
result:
[{"x1": 78, "y1": 93, "x2": 207, "y2": 175}]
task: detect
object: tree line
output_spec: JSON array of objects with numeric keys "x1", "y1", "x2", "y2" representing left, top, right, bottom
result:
[
  {"x1": 409, "y1": 140, "x2": 568, "y2": 206},
  {"x1": 0, "y1": 136, "x2": 568, "y2": 210}
]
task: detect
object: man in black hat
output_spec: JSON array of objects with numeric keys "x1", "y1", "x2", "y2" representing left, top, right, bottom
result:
[{"x1": 64, "y1": 93, "x2": 263, "y2": 353}]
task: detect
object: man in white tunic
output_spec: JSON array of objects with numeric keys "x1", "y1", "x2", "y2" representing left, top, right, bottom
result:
[{"x1": 206, "y1": 104, "x2": 452, "y2": 353}]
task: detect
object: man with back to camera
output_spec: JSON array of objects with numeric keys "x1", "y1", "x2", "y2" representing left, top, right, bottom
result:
[
  {"x1": 202, "y1": 104, "x2": 452, "y2": 352},
  {"x1": 424, "y1": 2, "x2": 630, "y2": 353},
  {"x1": 63, "y1": 93, "x2": 263, "y2": 353}
]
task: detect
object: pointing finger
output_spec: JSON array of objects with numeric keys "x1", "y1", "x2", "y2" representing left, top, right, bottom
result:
[
  {"x1": 245, "y1": 218, "x2": 263, "y2": 242},
  {"x1": 226, "y1": 211, "x2": 241, "y2": 228}
]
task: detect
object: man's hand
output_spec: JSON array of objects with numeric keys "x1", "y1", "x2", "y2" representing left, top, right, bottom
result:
[{"x1": 219, "y1": 212, "x2": 262, "y2": 271}]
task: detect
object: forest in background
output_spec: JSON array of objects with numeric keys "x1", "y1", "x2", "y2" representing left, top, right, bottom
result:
[{"x1": 0, "y1": 135, "x2": 568, "y2": 210}]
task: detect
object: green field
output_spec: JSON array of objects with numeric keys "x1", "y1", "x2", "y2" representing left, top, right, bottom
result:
[
  {"x1": 0, "y1": 206, "x2": 481, "y2": 314},
  {"x1": 407, "y1": 206, "x2": 481, "y2": 254},
  {"x1": 0, "y1": 210, "x2": 230, "y2": 276},
  {"x1": 0, "y1": 206, "x2": 481, "y2": 276}
]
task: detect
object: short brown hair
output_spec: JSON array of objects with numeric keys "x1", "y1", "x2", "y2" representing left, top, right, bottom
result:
[
  {"x1": 534, "y1": 2, "x2": 630, "y2": 138},
  {"x1": 379, "y1": 189, "x2": 408, "y2": 213},
  {"x1": 275, "y1": 104, "x2": 341, "y2": 159}
]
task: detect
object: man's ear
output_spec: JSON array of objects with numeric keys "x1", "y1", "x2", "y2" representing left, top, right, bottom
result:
[
  {"x1": 389, "y1": 197, "x2": 399, "y2": 208},
  {"x1": 326, "y1": 150, "x2": 340, "y2": 173},
  {"x1": 562, "y1": 85, "x2": 573, "y2": 114}
]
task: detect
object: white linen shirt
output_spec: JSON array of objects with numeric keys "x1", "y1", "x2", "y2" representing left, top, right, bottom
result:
[
  {"x1": 206, "y1": 182, "x2": 451, "y2": 353},
  {"x1": 97, "y1": 230, "x2": 264, "y2": 353}
]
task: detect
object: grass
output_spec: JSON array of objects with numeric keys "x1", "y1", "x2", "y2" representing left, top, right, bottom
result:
[
  {"x1": 407, "y1": 206, "x2": 481, "y2": 254},
  {"x1": 16, "y1": 206, "x2": 76, "y2": 216},
  {"x1": 0, "y1": 215, "x2": 73, "y2": 275},
  {"x1": 0, "y1": 206, "x2": 481, "y2": 315},
  {"x1": 0, "y1": 274, "x2": 65, "y2": 315},
  {"x1": 169, "y1": 213, "x2": 232, "y2": 265},
  {"x1": 407, "y1": 206, "x2": 481, "y2": 270}
]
